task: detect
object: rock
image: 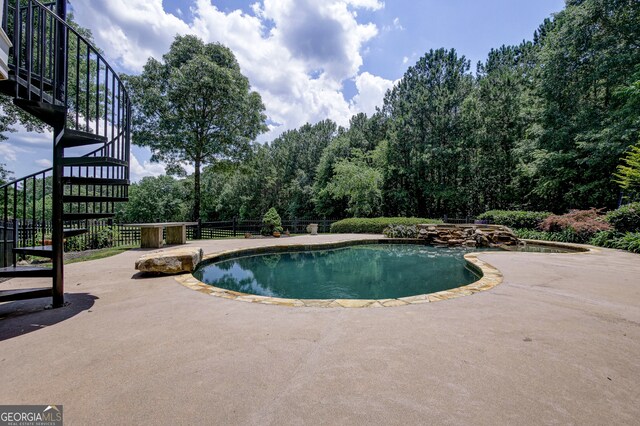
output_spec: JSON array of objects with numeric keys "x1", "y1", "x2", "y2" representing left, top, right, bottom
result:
[
  {"x1": 394, "y1": 223, "x2": 520, "y2": 247},
  {"x1": 135, "y1": 247, "x2": 204, "y2": 274}
]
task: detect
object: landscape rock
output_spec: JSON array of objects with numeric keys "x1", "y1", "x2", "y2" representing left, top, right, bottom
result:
[
  {"x1": 135, "y1": 247, "x2": 204, "y2": 275},
  {"x1": 414, "y1": 224, "x2": 520, "y2": 247}
]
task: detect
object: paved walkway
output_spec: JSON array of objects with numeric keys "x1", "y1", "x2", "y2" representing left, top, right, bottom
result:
[{"x1": 1, "y1": 235, "x2": 639, "y2": 425}]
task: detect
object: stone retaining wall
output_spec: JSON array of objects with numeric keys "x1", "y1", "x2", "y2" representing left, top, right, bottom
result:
[{"x1": 417, "y1": 224, "x2": 519, "y2": 247}]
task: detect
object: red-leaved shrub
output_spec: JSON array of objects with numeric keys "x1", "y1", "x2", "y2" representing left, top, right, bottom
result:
[{"x1": 540, "y1": 209, "x2": 611, "y2": 239}]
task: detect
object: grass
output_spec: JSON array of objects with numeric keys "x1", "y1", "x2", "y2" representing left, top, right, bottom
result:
[
  {"x1": 28, "y1": 244, "x2": 137, "y2": 267},
  {"x1": 64, "y1": 244, "x2": 138, "y2": 264}
]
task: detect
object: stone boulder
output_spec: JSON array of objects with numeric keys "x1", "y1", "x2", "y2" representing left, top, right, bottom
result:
[
  {"x1": 135, "y1": 247, "x2": 204, "y2": 274},
  {"x1": 415, "y1": 224, "x2": 519, "y2": 247}
]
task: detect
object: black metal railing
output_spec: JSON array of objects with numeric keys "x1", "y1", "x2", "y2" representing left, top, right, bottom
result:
[
  {"x1": 0, "y1": 0, "x2": 131, "y2": 289},
  {"x1": 0, "y1": 168, "x2": 53, "y2": 265}
]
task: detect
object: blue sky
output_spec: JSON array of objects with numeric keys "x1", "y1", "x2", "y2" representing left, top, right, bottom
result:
[{"x1": 2, "y1": 0, "x2": 565, "y2": 181}]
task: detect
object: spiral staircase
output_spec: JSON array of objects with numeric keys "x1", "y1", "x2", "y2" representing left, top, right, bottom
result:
[{"x1": 0, "y1": 0, "x2": 130, "y2": 307}]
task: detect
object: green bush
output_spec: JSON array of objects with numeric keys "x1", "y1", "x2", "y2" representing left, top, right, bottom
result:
[
  {"x1": 477, "y1": 210, "x2": 551, "y2": 229},
  {"x1": 330, "y1": 217, "x2": 441, "y2": 234},
  {"x1": 606, "y1": 202, "x2": 640, "y2": 233},
  {"x1": 514, "y1": 228, "x2": 587, "y2": 243},
  {"x1": 89, "y1": 226, "x2": 120, "y2": 249},
  {"x1": 64, "y1": 235, "x2": 88, "y2": 252},
  {"x1": 590, "y1": 231, "x2": 640, "y2": 253},
  {"x1": 261, "y1": 207, "x2": 283, "y2": 235},
  {"x1": 516, "y1": 228, "x2": 640, "y2": 254},
  {"x1": 588, "y1": 230, "x2": 620, "y2": 247}
]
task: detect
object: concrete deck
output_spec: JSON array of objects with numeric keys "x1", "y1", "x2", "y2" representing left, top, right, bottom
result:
[{"x1": 1, "y1": 234, "x2": 639, "y2": 425}]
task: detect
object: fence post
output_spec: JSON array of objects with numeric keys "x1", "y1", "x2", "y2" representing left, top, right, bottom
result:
[
  {"x1": 233, "y1": 217, "x2": 237, "y2": 237},
  {"x1": 196, "y1": 218, "x2": 202, "y2": 240}
]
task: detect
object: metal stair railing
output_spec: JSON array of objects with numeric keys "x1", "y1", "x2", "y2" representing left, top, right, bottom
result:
[{"x1": 0, "y1": 0, "x2": 131, "y2": 306}]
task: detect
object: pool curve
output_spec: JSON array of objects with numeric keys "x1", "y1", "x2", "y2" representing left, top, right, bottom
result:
[{"x1": 174, "y1": 238, "x2": 593, "y2": 308}]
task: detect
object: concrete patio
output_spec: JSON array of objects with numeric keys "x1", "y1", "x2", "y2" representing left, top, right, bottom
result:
[{"x1": 1, "y1": 234, "x2": 639, "y2": 425}]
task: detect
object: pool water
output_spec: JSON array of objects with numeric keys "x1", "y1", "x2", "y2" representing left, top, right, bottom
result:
[{"x1": 193, "y1": 244, "x2": 485, "y2": 300}]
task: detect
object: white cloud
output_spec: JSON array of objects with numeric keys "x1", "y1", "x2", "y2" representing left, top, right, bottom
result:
[
  {"x1": 402, "y1": 56, "x2": 409, "y2": 64},
  {"x1": 129, "y1": 152, "x2": 196, "y2": 182},
  {"x1": 35, "y1": 159, "x2": 52, "y2": 167},
  {"x1": 349, "y1": 72, "x2": 396, "y2": 116},
  {"x1": 0, "y1": 143, "x2": 18, "y2": 162},
  {"x1": 129, "y1": 153, "x2": 166, "y2": 181},
  {"x1": 71, "y1": 0, "x2": 389, "y2": 141}
]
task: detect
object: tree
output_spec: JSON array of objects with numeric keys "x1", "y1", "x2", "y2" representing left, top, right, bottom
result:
[
  {"x1": 114, "y1": 175, "x2": 189, "y2": 223},
  {"x1": 381, "y1": 48, "x2": 473, "y2": 217},
  {"x1": 322, "y1": 152, "x2": 383, "y2": 217},
  {"x1": 524, "y1": 0, "x2": 640, "y2": 210},
  {"x1": 615, "y1": 143, "x2": 640, "y2": 198},
  {"x1": 125, "y1": 35, "x2": 267, "y2": 220},
  {"x1": 462, "y1": 43, "x2": 536, "y2": 213}
]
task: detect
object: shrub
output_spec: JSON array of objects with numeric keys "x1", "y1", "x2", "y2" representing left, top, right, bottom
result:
[
  {"x1": 261, "y1": 207, "x2": 283, "y2": 235},
  {"x1": 89, "y1": 226, "x2": 120, "y2": 249},
  {"x1": 605, "y1": 202, "x2": 640, "y2": 233},
  {"x1": 330, "y1": 217, "x2": 441, "y2": 234},
  {"x1": 64, "y1": 235, "x2": 88, "y2": 252},
  {"x1": 539, "y1": 209, "x2": 611, "y2": 242},
  {"x1": 588, "y1": 230, "x2": 621, "y2": 247},
  {"x1": 590, "y1": 231, "x2": 640, "y2": 254},
  {"x1": 383, "y1": 224, "x2": 418, "y2": 238},
  {"x1": 514, "y1": 228, "x2": 585, "y2": 243},
  {"x1": 477, "y1": 210, "x2": 551, "y2": 229}
]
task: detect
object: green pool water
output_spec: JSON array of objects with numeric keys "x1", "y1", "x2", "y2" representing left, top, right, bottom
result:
[{"x1": 193, "y1": 244, "x2": 485, "y2": 300}]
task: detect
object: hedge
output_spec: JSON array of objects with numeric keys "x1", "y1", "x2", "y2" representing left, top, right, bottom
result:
[
  {"x1": 477, "y1": 210, "x2": 551, "y2": 229},
  {"x1": 606, "y1": 202, "x2": 640, "y2": 233},
  {"x1": 330, "y1": 217, "x2": 441, "y2": 234},
  {"x1": 515, "y1": 229, "x2": 640, "y2": 254}
]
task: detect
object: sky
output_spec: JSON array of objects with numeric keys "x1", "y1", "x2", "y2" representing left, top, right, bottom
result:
[{"x1": 1, "y1": 0, "x2": 565, "y2": 181}]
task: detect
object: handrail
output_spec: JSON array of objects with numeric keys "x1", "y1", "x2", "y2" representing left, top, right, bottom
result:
[
  {"x1": 0, "y1": 167, "x2": 53, "y2": 189},
  {"x1": 11, "y1": 0, "x2": 127, "y2": 106},
  {"x1": 5, "y1": 0, "x2": 130, "y2": 155}
]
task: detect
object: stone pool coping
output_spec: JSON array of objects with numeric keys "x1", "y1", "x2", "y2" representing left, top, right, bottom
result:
[{"x1": 174, "y1": 238, "x2": 595, "y2": 308}]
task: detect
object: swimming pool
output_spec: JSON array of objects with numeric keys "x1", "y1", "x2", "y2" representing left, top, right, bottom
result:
[{"x1": 193, "y1": 244, "x2": 488, "y2": 300}]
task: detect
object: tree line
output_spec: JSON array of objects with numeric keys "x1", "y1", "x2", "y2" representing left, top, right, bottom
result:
[
  {"x1": 116, "y1": 0, "x2": 639, "y2": 223},
  {"x1": 2, "y1": 1, "x2": 639, "y2": 223}
]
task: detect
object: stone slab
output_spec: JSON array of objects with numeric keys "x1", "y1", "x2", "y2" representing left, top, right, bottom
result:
[{"x1": 135, "y1": 247, "x2": 203, "y2": 274}]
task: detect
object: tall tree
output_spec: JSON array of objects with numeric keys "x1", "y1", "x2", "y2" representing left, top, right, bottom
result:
[
  {"x1": 526, "y1": 0, "x2": 640, "y2": 210},
  {"x1": 125, "y1": 35, "x2": 267, "y2": 220},
  {"x1": 381, "y1": 48, "x2": 473, "y2": 217},
  {"x1": 462, "y1": 43, "x2": 535, "y2": 213}
]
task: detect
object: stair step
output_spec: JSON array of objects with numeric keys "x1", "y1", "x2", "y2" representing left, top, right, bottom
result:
[
  {"x1": 0, "y1": 266, "x2": 53, "y2": 278},
  {"x1": 0, "y1": 78, "x2": 17, "y2": 98},
  {"x1": 63, "y1": 228, "x2": 88, "y2": 238},
  {"x1": 13, "y1": 246, "x2": 54, "y2": 258},
  {"x1": 63, "y1": 195, "x2": 128, "y2": 203},
  {"x1": 56, "y1": 129, "x2": 107, "y2": 148},
  {"x1": 62, "y1": 157, "x2": 127, "y2": 167},
  {"x1": 63, "y1": 213, "x2": 115, "y2": 220},
  {"x1": 13, "y1": 98, "x2": 66, "y2": 128},
  {"x1": 0, "y1": 287, "x2": 53, "y2": 303},
  {"x1": 15, "y1": 69, "x2": 55, "y2": 92},
  {"x1": 62, "y1": 177, "x2": 129, "y2": 186}
]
